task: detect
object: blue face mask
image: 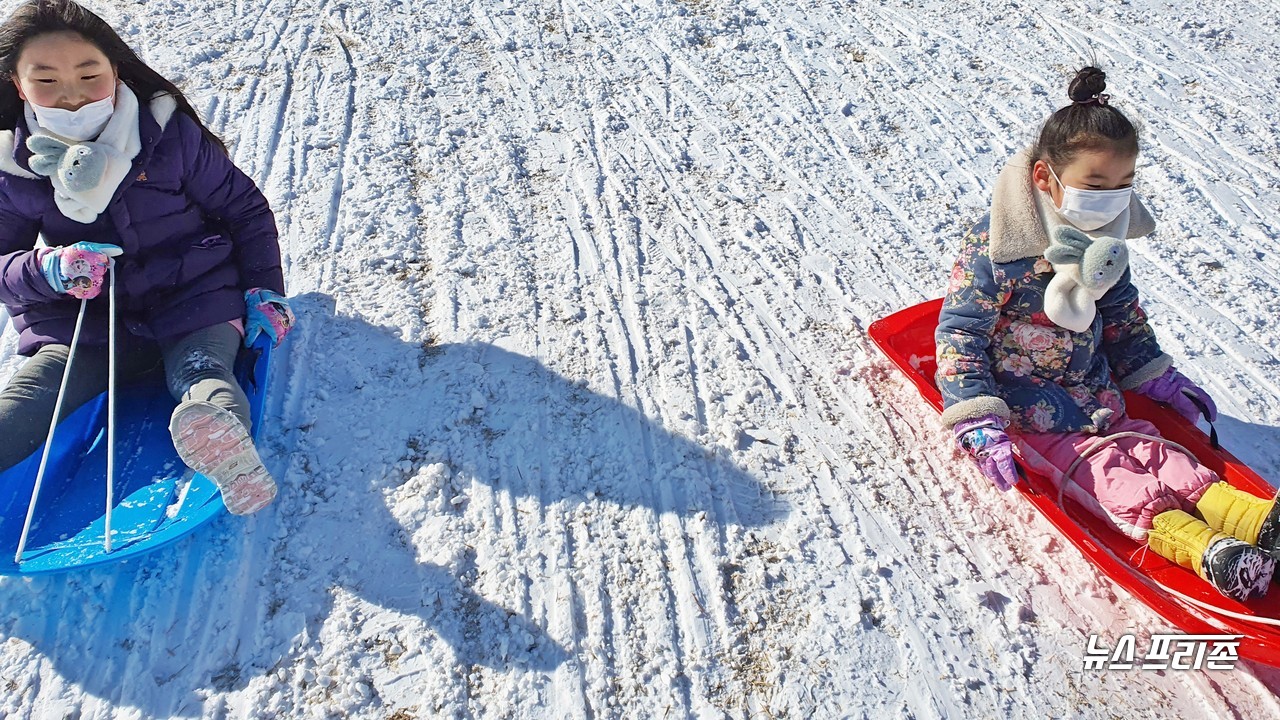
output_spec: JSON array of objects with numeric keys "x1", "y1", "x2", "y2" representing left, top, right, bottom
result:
[{"x1": 1048, "y1": 164, "x2": 1132, "y2": 231}]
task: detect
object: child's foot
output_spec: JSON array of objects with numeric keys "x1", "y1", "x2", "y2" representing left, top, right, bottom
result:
[
  {"x1": 1196, "y1": 481, "x2": 1280, "y2": 563},
  {"x1": 1256, "y1": 499, "x2": 1280, "y2": 561},
  {"x1": 170, "y1": 400, "x2": 277, "y2": 515},
  {"x1": 1150, "y1": 508, "x2": 1274, "y2": 601},
  {"x1": 1202, "y1": 537, "x2": 1274, "y2": 602}
]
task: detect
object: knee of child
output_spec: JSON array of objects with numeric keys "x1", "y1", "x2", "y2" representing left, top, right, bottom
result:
[{"x1": 167, "y1": 351, "x2": 232, "y2": 399}]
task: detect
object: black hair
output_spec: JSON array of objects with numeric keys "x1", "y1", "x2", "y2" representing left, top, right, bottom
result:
[
  {"x1": 0, "y1": 0, "x2": 226, "y2": 153},
  {"x1": 1031, "y1": 66, "x2": 1138, "y2": 167}
]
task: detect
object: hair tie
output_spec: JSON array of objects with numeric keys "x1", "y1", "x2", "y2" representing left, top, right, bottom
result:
[{"x1": 1075, "y1": 93, "x2": 1110, "y2": 106}]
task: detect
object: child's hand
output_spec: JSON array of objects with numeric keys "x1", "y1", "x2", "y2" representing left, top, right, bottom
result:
[
  {"x1": 1138, "y1": 367, "x2": 1217, "y2": 424},
  {"x1": 954, "y1": 414, "x2": 1019, "y2": 491},
  {"x1": 244, "y1": 288, "x2": 295, "y2": 348},
  {"x1": 39, "y1": 241, "x2": 123, "y2": 299}
]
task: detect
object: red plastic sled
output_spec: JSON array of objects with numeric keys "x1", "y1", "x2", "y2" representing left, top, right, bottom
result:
[{"x1": 869, "y1": 298, "x2": 1280, "y2": 668}]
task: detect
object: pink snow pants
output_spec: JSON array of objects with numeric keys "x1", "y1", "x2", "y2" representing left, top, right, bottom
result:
[{"x1": 1015, "y1": 415, "x2": 1218, "y2": 541}]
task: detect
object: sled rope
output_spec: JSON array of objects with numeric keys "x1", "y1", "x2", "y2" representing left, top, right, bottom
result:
[
  {"x1": 1110, "y1": 540, "x2": 1280, "y2": 628},
  {"x1": 1155, "y1": 578, "x2": 1280, "y2": 627},
  {"x1": 104, "y1": 264, "x2": 117, "y2": 554},
  {"x1": 14, "y1": 298, "x2": 89, "y2": 564},
  {"x1": 1057, "y1": 431, "x2": 1198, "y2": 510},
  {"x1": 1058, "y1": 433, "x2": 1280, "y2": 628}
]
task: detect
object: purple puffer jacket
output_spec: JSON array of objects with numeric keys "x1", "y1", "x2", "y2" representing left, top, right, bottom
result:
[{"x1": 0, "y1": 94, "x2": 284, "y2": 356}]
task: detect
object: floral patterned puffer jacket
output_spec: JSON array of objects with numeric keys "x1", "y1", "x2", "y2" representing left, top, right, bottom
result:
[{"x1": 936, "y1": 215, "x2": 1170, "y2": 435}]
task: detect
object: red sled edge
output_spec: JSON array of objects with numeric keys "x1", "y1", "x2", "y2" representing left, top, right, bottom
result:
[{"x1": 868, "y1": 298, "x2": 1280, "y2": 669}]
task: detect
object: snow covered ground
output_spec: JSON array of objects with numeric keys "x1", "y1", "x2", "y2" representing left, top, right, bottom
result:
[{"x1": 2, "y1": 0, "x2": 1280, "y2": 716}]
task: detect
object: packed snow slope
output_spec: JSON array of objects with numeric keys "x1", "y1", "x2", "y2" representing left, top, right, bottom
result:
[{"x1": 2, "y1": 0, "x2": 1280, "y2": 717}]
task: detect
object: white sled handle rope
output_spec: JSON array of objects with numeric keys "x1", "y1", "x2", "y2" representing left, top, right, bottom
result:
[
  {"x1": 1157, "y1": 578, "x2": 1280, "y2": 628},
  {"x1": 1115, "y1": 541, "x2": 1280, "y2": 629},
  {"x1": 104, "y1": 263, "x2": 117, "y2": 554},
  {"x1": 1056, "y1": 431, "x2": 1198, "y2": 509},
  {"x1": 14, "y1": 298, "x2": 89, "y2": 564}
]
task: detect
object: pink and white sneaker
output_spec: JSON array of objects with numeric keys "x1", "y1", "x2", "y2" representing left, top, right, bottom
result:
[{"x1": 170, "y1": 401, "x2": 277, "y2": 515}]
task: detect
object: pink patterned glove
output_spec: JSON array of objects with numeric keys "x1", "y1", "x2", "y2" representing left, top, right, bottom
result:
[
  {"x1": 1137, "y1": 367, "x2": 1217, "y2": 423},
  {"x1": 39, "y1": 241, "x2": 122, "y2": 300},
  {"x1": 244, "y1": 288, "x2": 295, "y2": 348},
  {"x1": 954, "y1": 413, "x2": 1019, "y2": 491}
]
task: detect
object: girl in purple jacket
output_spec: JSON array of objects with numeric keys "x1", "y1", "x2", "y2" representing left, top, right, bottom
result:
[{"x1": 0, "y1": 0, "x2": 293, "y2": 515}]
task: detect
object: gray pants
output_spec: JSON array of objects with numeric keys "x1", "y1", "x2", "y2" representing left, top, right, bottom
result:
[{"x1": 0, "y1": 323, "x2": 250, "y2": 471}]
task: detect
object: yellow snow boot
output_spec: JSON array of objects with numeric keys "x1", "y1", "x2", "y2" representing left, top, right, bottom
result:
[
  {"x1": 1148, "y1": 509, "x2": 1274, "y2": 601},
  {"x1": 1196, "y1": 482, "x2": 1280, "y2": 559}
]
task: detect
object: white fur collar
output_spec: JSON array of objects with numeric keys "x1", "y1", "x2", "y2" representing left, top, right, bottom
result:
[
  {"x1": 150, "y1": 92, "x2": 178, "y2": 130},
  {"x1": 0, "y1": 134, "x2": 38, "y2": 180},
  {"x1": 988, "y1": 148, "x2": 1155, "y2": 264},
  {"x1": 0, "y1": 88, "x2": 179, "y2": 221}
]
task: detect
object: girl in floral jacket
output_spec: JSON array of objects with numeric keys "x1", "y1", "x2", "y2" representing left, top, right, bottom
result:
[
  {"x1": 937, "y1": 66, "x2": 1280, "y2": 601},
  {"x1": 0, "y1": 1, "x2": 294, "y2": 514}
]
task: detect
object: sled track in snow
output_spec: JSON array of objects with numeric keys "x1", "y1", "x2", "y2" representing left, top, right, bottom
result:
[{"x1": 1, "y1": 0, "x2": 1280, "y2": 717}]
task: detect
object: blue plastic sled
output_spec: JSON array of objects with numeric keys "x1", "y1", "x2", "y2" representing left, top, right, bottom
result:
[{"x1": 0, "y1": 338, "x2": 272, "y2": 575}]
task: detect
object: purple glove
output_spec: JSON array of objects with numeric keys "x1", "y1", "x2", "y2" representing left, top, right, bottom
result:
[
  {"x1": 244, "y1": 288, "x2": 295, "y2": 348},
  {"x1": 1137, "y1": 367, "x2": 1217, "y2": 424},
  {"x1": 39, "y1": 241, "x2": 123, "y2": 300},
  {"x1": 954, "y1": 413, "x2": 1019, "y2": 491}
]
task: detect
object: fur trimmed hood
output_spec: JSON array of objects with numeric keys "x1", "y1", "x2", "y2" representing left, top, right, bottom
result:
[{"x1": 988, "y1": 148, "x2": 1156, "y2": 264}]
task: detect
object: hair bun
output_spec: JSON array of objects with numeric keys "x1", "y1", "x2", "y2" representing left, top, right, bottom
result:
[{"x1": 1067, "y1": 67, "x2": 1107, "y2": 103}]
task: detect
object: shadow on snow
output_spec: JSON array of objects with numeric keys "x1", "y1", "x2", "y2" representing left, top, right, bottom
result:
[{"x1": 0, "y1": 292, "x2": 787, "y2": 716}]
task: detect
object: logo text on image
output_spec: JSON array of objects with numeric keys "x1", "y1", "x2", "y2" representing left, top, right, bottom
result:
[{"x1": 1083, "y1": 633, "x2": 1241, "y2": 671}]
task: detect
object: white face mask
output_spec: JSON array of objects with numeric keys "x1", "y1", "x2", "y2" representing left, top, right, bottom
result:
[
  {"x1": 30, "y1": 94, "x2": 116, "y2": 141},
  {"x1": 1047, "y1": 164, "x2": 1132, "y2": 231}
]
